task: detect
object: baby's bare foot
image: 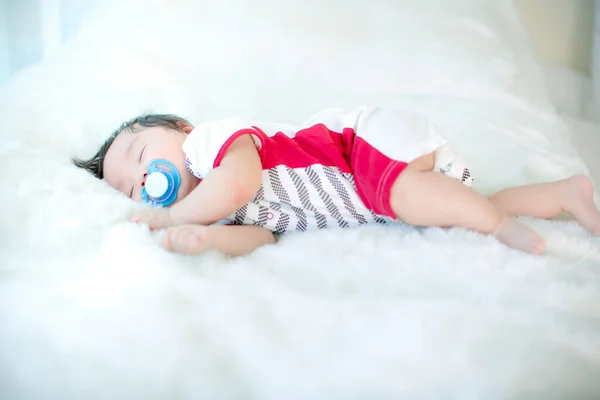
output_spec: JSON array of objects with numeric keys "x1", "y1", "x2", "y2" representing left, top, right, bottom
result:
[
  {"x1": 493, "y1": 215, "x2": 546, "y2": 254},
  {"x1": 563, "y1": 175, "x2": 600, "y2": 236},
  {"x1": 162, "y1": 225, "x2": 210, "y2": 254}
]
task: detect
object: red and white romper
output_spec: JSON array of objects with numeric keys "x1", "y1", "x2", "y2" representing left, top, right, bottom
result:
[{"x1": 182, "y1": 106, "x2": 472, "y2": 234}]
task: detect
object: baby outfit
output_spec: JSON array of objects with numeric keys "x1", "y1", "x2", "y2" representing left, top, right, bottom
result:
[{"x1": 182, "y1": 106, "x2": 473, "y2": 234}]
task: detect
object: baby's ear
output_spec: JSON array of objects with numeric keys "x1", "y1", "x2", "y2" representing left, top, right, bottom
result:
[{"x1": 177, "y1": 121, "x2": 194, "y2": 134}]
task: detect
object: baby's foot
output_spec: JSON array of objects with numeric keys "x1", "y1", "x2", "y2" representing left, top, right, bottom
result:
[
  {"x1": 162, "y1": 225, "x2": 210, "y2": 254},
  {"x1": 563, "y1": 175, "x2": 600, "y2": 236},
  {"x1": 493, "y1": 215, "x2": 546, "y2": 254}
]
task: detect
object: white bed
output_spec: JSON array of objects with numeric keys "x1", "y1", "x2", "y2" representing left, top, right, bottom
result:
[{"x1": 1, "y1": 0, "x2": 600, "y2": 398}]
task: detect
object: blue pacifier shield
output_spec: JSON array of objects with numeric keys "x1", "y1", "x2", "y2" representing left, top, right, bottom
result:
[{"x1": 141, "y1": 159, "x2": 181, "y2": 207}]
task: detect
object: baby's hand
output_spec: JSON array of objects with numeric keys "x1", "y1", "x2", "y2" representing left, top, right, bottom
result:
[
  {"x1": 161, "y1": 225, "x2": 210, "y2": 254},
  {"x1": 130, "y1": 208, "x2": 175, "y2": 230}
]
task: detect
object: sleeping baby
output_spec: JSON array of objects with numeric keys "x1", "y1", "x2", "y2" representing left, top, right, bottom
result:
[{"x1": 73, "y1": 106, "x2": 600, "y2": 257}]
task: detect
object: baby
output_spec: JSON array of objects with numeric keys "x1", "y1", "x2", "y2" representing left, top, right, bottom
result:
[{"x1": 73, "y1": 106, "x2": 600, "y2": 257}]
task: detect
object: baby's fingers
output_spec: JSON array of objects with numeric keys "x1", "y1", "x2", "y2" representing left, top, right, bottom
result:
[
  {"x1": 130, "y1": 211, "x2": 150, "y2": 225},
  {"x1": 161, "y1": 228, "x2": 174, "y2": 250},
  {"x1": 130, "y1": 210, "x2": 160, "y2": 229},
  {"x1": 129, "y1": 211, "x2": 146, "y2": 224}
]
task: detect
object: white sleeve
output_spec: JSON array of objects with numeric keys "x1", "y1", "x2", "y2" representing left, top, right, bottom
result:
[{"x1": 181, "y1": 117, "x2": 255, "y2": 179}]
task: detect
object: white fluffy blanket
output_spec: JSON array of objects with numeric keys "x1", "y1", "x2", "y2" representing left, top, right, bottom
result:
[{"x1": 1, "y1": 0, "x2": 599, "y2": 398}]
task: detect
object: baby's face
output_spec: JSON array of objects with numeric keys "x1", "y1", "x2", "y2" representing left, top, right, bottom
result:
[{"x1": 103, "y1": 126, "x2": 199, "y2": 204}]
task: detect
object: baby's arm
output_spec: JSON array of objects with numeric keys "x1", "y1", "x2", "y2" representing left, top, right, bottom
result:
[
  {"x1": 162, "y1": 224, "x2": 276, "y2": 257},
  {"x1": 170, "y1": 134, "x2": 262, "y2": 226}
]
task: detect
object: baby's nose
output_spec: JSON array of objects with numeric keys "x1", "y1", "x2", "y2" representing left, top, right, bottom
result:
[{"x1": 140, "y1": 172, "x2": 148, "y2": 187}]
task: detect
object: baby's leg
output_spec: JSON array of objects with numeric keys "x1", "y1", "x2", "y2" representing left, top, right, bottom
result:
[
  {"x1": 489, "y1": 175, "x2": 600, "y2": 235},
  {"x1": 389, "y1": 153, "x2": 546, "y2": 254}
]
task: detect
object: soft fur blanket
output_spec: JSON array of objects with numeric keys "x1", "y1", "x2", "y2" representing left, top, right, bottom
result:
[{"x1": 1, "y1": 0, "x2": 599, "y2": 398}]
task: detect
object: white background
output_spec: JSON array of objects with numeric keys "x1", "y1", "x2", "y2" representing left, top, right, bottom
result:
[{"x1": 0, "y1": 0, "x2": 599, "y2": 119}]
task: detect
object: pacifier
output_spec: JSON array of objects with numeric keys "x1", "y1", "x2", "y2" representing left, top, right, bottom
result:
[{"x1": 141, "y1": 159, "x2": 181, "y2": 207}]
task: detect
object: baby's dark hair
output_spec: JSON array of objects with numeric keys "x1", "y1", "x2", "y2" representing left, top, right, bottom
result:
[{"x1": 72, "y1": 114, "x2": 191, "y2": 179}]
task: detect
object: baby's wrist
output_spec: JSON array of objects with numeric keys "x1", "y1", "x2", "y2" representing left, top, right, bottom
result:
[{"x1": 201, "y1": 226, "x2": 216, "y2": 250}]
